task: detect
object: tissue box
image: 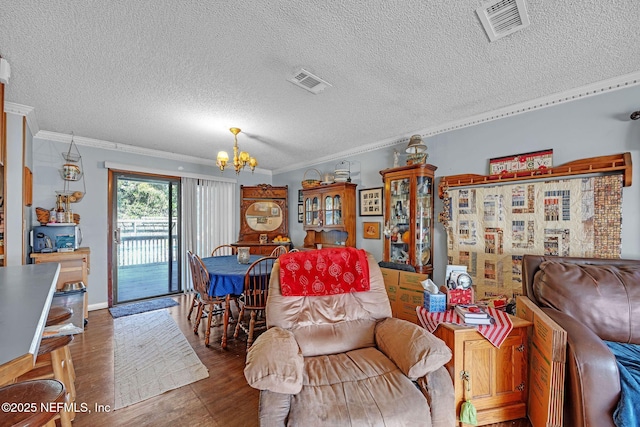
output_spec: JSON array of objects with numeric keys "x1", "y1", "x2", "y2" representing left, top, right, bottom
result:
[{"x1": 423, "y1": 291, "x2": 447, "y2": 312}]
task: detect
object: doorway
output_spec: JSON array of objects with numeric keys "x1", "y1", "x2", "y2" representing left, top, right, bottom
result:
[{"x1": 109, "y1": 171, "x2": 181, "y2": 304}]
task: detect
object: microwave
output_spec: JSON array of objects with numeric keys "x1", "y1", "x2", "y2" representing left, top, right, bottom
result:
[{"x1": 30, "y1": 225, "x2": 82, "y2": 253}]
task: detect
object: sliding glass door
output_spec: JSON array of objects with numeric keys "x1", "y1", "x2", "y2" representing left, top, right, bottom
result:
[{"x1": 111, "y1": 172, "x2": 181, "y2": 304}]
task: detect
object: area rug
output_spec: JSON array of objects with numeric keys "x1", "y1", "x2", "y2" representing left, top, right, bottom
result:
[
  {"x1": 109, "y1": 297, "x2": 179, "y2": 318},
  {"x1": 113, "y1": 309, "x2": 209, "y2": 409}
]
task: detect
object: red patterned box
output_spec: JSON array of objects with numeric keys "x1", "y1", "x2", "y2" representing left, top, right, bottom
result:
[{"x1": 446, "y1": 288, "x2": 474, "y2": 306}]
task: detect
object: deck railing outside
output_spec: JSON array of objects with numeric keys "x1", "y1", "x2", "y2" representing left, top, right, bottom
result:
[{"x1": 118, "y1": 218, "x2": 177, "y2": 266}]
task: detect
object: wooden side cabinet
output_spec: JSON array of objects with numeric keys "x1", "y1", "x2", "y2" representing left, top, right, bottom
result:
[
  {"x1": 302, "y1": 182, "x2": 357, "y2": 248},
  {"x1": 433, "y1": 315, "x2": 532, "y2": 426},
  {"x1": 30, "y1": 247, "x2": 90, "y2": 320}
]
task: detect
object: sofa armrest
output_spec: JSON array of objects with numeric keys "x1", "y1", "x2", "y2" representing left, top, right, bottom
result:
[
  {"x1": 244, "y1": 327, "x2": 304, "y2": 394},
  {"x1": 416, "y1": 366, "x2": 456, "y2": 427},
  {"x1": 542, "y1": 308, "x2": 619, "y2": 427},
  {"x1": 375, "y1": 317, "x2": 451, "y2": 380},
  {"x1": 258, "y1": 390, "x2": 292, "y2": 427}
]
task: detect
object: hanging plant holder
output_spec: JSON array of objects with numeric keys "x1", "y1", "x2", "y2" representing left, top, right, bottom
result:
[
  {"x1": 58, "y1": 133, "x2": 87, "y2": 202},
  {"x1": 62, "y1": 134, "x2": 82, "y2": 162}
]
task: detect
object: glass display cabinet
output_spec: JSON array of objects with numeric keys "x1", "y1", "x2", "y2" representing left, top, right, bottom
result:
[
  {"x1": 380, "y1": 163, "x2": 437, "y2": 274},
  {"x1": 302, "y1": 182, "x2": 357, "y2": 248}
]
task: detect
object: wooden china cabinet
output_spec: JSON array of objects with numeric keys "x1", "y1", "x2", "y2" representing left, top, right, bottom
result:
[
  {"x1": 302, "y1": 182, "x2": 357, "y2": 248},
  {"x1": 233, "y1": 184, "x2": 292, "y2": 255},
  {"x1": 380, "y1": 163, "x2": 437, "y2": 275}
]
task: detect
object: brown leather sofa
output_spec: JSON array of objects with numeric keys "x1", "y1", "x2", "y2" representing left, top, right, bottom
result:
[{"x1": 522, "y1": 255, "x2": 640, "y2": 427}]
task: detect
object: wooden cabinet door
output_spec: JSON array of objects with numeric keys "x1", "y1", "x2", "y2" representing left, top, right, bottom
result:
[{"x1": 461, "y1": 333, "x2": 528, "y2": 425}]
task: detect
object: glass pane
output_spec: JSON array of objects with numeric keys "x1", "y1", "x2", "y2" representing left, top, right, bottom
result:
[
  {"x1": 115, "y1": 174, "x2": 180, "y2": 303},
  {"x1": 324, "y1": 195, "x2": 334, "y2": 225},
  {"x1": 415, "y1": 176, "x2": 432, "y2": 267},
  {"x1": 388, "y1": 178, "x2": 410, "y2": 265},
  {"x1": 305, "y1": 198, "x2": 312, "y2": 225},
  {"x1": 325, "y1": 196, "x2": 333, "y2": 210},
  {"x1": 312, "y1": 197, "x2": 320, "y2": 226}
]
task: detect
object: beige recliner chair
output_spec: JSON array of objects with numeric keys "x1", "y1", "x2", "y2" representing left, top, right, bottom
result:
[{"x1": 244, "y1": 250, "x2": 455, "y2": 426}]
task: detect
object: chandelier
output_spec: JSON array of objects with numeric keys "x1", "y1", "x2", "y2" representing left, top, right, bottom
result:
[{"x1": 216, "y1": 127, "x2": 258, "y2": 174}]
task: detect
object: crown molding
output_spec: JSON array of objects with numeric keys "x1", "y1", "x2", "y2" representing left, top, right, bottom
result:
[
  {"x1": 272, "y1": 71, "x2": 640, "y2": 174},
  {"x1": 4, "y1": 101, "x2": 40, "y2": 136},
  {"x1": 34, "y1": 130, "x2": 271, "y2": 176}
]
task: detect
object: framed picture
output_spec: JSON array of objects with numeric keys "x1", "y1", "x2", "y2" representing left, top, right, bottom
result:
[
  {"x1": 298, "y1": 189, "x2": 303, "y2": 203},
  {"x1": 363, "y1": 222, "x2": 381, "y2": 239},
  {"x1": 359, "y1": 187, "x2": 383, "y2": 216},
  {"x1": 489, "y1": 149, "x2": 553, "y2": 175},
  {"x1": 297, "y1": 204, "x2": 303, "y2": 223}
]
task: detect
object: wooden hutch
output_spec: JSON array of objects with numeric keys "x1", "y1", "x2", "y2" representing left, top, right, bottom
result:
[
  {"x1": 233, "y1": 184, "x2": 292, "y2": 255},
  {"x1": 302, "y1": 182, "x2": 357, "y2": 248}
]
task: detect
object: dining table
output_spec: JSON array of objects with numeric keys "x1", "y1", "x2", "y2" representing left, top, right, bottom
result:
[{"x1": 200, "y1": 254, "x2": 262, "y2": 348}]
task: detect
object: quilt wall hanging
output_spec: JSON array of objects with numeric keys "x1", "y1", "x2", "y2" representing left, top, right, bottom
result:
[{"x1": 441, "y1": 174, "x2": 623, "y2": 300}]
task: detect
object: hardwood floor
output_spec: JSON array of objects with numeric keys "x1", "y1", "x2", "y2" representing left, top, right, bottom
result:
[{"x1": 69, "y1": 294, "x2": 531, "y2": 427}]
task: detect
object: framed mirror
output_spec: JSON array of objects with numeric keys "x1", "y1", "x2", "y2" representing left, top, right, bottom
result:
[
  {"x1": 245, "y1": 201, "x2": 283, "y2": 232},
  {"x1": 238, "y1": 184, "x2": 289, "y2": 243}
]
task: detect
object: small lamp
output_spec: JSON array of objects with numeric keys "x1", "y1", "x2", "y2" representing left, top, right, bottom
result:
[{"x1": 405, "y1": 135, "x2": 428, "y2": 165}]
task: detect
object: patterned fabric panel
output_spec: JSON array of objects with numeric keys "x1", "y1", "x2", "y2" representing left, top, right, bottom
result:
[{"x1": 279, "y1": 247, "x2": 370, "y2": 296}]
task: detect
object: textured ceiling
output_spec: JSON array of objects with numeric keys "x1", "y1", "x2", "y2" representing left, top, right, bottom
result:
[{"x1": 1, "y1": 1, "x2": 640, "y2": 173}]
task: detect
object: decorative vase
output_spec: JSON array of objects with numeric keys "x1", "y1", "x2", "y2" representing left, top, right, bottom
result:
[{"x1": 237, "y1": 247, "x2": 251, "y2": 264}]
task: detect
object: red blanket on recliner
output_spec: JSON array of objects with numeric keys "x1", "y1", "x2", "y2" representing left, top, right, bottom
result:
[{"x1": 279, "y1": 247, "x2": 370, "y2": 296}]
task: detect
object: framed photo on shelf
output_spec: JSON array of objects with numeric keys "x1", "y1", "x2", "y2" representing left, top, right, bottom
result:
[
  {"x1": 359, "y1": 187, "x2": 383, "y2": 216},
  {"x1": 297, "y1": 204, "x2": 303, "y2": 223},
  {"x1": 363, "y1": 222, "x2": 381, "y2": 239}
]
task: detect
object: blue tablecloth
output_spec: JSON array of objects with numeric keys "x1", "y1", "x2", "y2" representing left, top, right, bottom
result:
[{"x1": 201, "y1": 255, "x2": 262, "y2": 297}]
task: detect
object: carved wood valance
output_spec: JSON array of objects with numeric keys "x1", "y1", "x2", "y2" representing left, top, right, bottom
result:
[{"x1": 439, "y1": 152, "x2": 632, "y2": 198}]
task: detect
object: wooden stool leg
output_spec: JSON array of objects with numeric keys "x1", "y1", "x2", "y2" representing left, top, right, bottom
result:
[{"x1": 51, "y1": 347, "x2": 75, "y2": 424}]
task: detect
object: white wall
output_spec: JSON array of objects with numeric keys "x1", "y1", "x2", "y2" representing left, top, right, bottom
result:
[
  {"x1": 274, "y1": 84, "x2": 640, "y2": 285},
  {"x1": 31, "y1": 140, "x2": 272, "y2": 309}
]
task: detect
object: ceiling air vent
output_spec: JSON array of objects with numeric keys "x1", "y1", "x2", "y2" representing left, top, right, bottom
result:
[
  {"x1": 287, "y1": 68, "x2": 332, "y2": 94},
  {"x1": 477, "y1": 0, "x2": 530, "y2": 42}
]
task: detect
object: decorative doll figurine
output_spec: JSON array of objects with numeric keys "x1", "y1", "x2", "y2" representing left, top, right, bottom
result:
[{"x1": 393, "y1": 150, "x2": 400, "y2": 168}]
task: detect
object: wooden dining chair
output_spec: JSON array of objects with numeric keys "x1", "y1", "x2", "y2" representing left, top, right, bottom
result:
[
  {"x1": 269, "y1": 245, "x2": 289, "y2": 257},
  {"x1": 188, "y1": 251, "x2": 227, "y2": 347},
  {"x1": 187, "y1": 245, "x2": 237, "y2": 321},
  {"x1": 211, "y1": 244, "x2": 237, "y2": 257},
  {"x1": 288, "y1": 248, "x2": 300, "y2": 253},
  {"x1": 234, "y1": 256, "x2": 277, "y2": 349}
]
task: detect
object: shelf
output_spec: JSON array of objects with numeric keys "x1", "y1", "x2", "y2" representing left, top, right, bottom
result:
[{"x1": 439, "y1": 152, "x2": 632, "y2": 198}]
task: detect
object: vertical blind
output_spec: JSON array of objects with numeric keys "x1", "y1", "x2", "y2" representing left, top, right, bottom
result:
[{"x1": 182, "y1": 177, "x2": 235, "y2": 291}]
